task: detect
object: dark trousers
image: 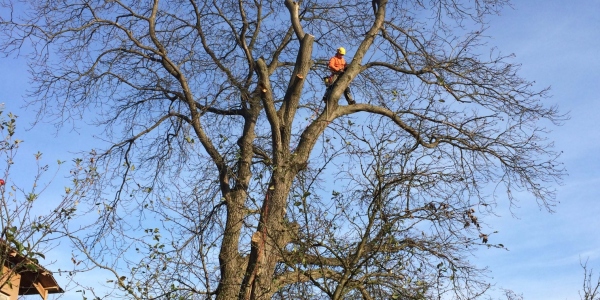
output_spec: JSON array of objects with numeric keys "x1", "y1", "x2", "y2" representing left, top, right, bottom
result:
[{"x1": 324, "y1": 73, "x2": 355, "y2": 104}]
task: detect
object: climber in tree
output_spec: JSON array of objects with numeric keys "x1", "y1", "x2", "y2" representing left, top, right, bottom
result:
[{"x1": 324, "y1": 47, "x2": 355, "y2": 105}]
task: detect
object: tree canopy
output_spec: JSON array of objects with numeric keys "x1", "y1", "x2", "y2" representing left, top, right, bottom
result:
[{"x1": 0, "y1": 0, "x2": 564, "y2": 299}]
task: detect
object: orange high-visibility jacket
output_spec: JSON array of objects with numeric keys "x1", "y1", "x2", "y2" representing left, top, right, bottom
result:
[{"x1": 329, "y1": 55, "x2": 346, "y2": 73}]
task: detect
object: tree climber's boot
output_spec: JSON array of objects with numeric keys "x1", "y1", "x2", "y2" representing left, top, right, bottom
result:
[{"x1": 344, "y1": 89, "x2": 355, "y2": 105}]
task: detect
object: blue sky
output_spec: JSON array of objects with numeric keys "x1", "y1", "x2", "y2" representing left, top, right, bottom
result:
[
  {"x1": 1, "y1": 1, "x2": 599, "y2": 299},
  {"x1": 474, "y1": 1, "x2": 600, "y2": 299}
]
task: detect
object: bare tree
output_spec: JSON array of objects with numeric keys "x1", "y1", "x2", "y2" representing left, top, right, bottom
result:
[
  {"x1": 501, "y1": 289, "x2": 524, "y2": 300},
  {"x1": 1, "y1": 0, "x2": 565, "y2": 299},
  {"x1": 580, "y1": 259, "x2": 600, "y2": 300}
]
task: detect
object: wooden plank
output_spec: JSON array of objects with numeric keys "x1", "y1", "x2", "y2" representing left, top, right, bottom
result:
[{"x1": 31, "y1": 282, "x2": 47, "y2": 300}]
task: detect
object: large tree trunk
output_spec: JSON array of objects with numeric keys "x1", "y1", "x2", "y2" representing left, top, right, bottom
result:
[
  {"x1": 217, "y1": 91, "x2": 262, "y2": 300},
  {"x1": 240, "y1": 171, "x2": 295, "y2": 300},
  {"x1": 216, "y1": 190, "x2": 248, "y2": 300}
]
